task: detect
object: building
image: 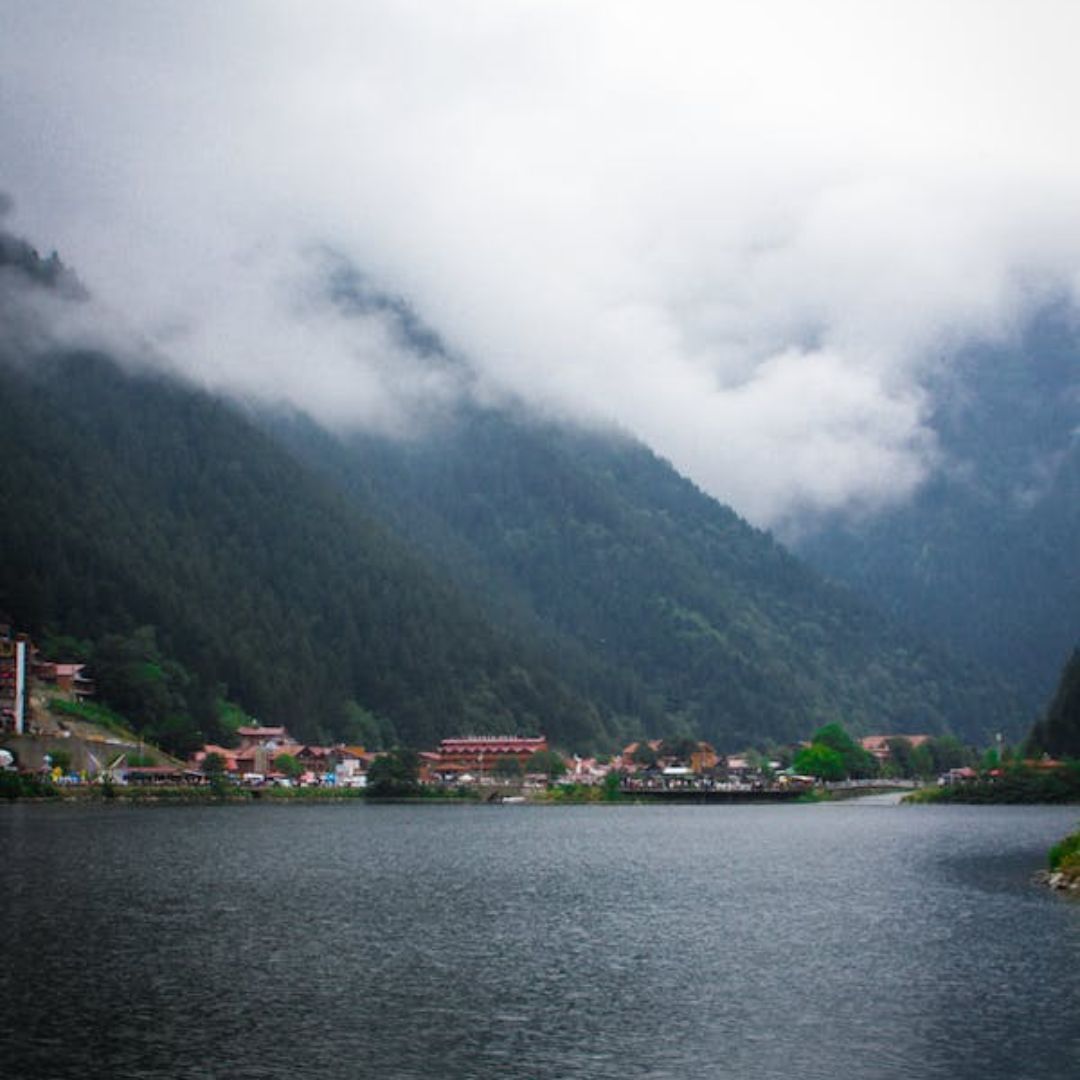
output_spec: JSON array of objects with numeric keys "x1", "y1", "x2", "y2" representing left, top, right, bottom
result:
[
  {"x1": 860, "y1": 734, "x2": 931, "y2": 764},
  {"x1": 295, "y1": 745, "x2": 335, "y2": 776},
  {"x1": 235, "y1": 725, "x2": 294, "y2": 750},
  {"x1": 35, "y1": 661, "x2": 96, "y2": 702},
  {"x1": 436, "y1": 735, "x2": 548, "y2": 777},
  {"x1": 228, "y1": 728, "x2": 300, "y2": 776},
  {"x1": 0, "y1": 631, "x2": 31, "y2": 734}
]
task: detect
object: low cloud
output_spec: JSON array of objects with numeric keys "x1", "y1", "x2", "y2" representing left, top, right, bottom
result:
[{"x1": 2, "y1": 1, "x2": 1079, "y2": 529}]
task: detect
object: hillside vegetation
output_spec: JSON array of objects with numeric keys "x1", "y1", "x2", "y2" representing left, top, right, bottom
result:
[
  {"x1": 0, "y1": 230, "x2": 1025, "y2": 753},
  {"x1": 797, "y1": 310, "x2": 1080, "y2": 708},
  {"x1": 276, "y1": 408, "x2": 1020, "y2": 749}
]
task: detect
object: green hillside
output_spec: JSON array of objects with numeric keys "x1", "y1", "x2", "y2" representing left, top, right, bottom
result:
[
  {"x1": 0, "y1": 231, "x2": 1026, "y2": 753},
  {"x1": 0, "y1": 354, "x2": 617, "y2": 754},
  {"x1": 1030, "y1": 649, "x2": 1080, "y2": 759},
  {"x1": 274, "y1": 407, "x2": 1023, "y2": 747},
  {"x1": 797, "y1": 310, "x2": 1080, "y2": 707}
]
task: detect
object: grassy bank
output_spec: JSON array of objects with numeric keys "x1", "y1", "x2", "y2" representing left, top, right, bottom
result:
[{"x1": 1039, "y1": 827, "x2": 1080, "y2": 894}]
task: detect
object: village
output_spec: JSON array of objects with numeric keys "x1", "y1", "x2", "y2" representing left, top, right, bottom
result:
[{"x1": 2, "y1": 623, "x2": 976, "y2": 795}]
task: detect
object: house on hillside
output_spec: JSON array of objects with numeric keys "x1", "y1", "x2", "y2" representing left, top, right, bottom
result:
[
  {"x1": 236, "y1": 725, "x2": 294, "y2": 751},
  {"x1": 860, "y1": 734, "x2": 931, "y2": 764},
  {"x1": 36, "y1": 661, "x2": 96, "y2": 702}
]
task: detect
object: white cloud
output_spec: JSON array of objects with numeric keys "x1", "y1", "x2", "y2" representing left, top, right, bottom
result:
[{"x1": 2, "y1": 0, "x2": 1079, "y2": 527}]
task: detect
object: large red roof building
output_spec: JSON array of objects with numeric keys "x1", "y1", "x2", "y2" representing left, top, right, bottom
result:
[{"x1": 437, "y1": 735, "x2": 548, "y2": 776}]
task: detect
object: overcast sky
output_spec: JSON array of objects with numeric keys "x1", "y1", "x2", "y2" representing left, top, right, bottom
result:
[{"x1": 3, "y1": 1, "x2": 1079, "y2": 531}]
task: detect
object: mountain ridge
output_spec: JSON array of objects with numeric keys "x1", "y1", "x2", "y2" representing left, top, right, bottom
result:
[{"x1": 0, "y1": 229, "x2": 1032, "y2": 753}]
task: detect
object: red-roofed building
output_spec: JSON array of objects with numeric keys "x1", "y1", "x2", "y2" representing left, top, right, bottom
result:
[
  {"x1": 236, "y1": 726, "x2": 294, "y2": 750},
  {"x1": 437, "y1": 735, "x2": 548, "y2": 777},
  {"x1": 36, "y1": 661, "x2": 96, "y2": 702},
  {"x1": 295, "y1": 745, "x2": 335, "y2": 775},
  {"x1": 191, "y1": 744, "x2": 240, "y2": 773},
  {"x1": 861, "y1": 734, "x2": 931, "y2": 763}
]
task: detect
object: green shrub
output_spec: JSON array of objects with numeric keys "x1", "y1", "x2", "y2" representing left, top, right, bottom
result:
[
  {"x1": 1049, "y1": 830, "x2": 1080, "y2": 871},
  {"x1": 0, "y1": 772, "x2": 58, "y2": 799}
]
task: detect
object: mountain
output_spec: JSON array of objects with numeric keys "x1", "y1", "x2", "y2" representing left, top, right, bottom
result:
[
  {"x1": 0, "y1": 347, "x2": 640, "y2": 753},
  {"x1": 0, "y1": 230, "x2": 1025, "y2": 753},
  {"x1": 1029, "y1": 649, "x2": 1080, "y2": 759},
  {"x1": 795, "y1": 308, "x2": 1080, "y2": 709},
  {"x1": 270, "y1": 405, "x2": 1022, "y2": 750}
]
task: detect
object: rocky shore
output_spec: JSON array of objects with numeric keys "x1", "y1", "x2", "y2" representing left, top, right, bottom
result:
[
  {"x1": 1035, "y1": 868, "x2": 1080, "y2": 894},
  {"x1": 1036, "y1": 826, "x2": 1080, "y2": 894}
]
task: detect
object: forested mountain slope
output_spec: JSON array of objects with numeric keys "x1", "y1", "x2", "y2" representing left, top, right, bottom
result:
[
  {"x1": 0, "y1": 349, "x2": 631, "y2": 753},
  {"x1": 273, "y1": 407, "x2": 1023, "y2": 747},
  {"x1": 796, "y1": 310, "x2": 1080, "y2": 708},
  {"x1": 0, "y1": 230, "x2": 1026, "y2": 752}
]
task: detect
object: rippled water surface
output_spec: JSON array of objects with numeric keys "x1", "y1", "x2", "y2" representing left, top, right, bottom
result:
[{"x1": 1, "y1": 800, "x2": 1078, "y2": 1079}]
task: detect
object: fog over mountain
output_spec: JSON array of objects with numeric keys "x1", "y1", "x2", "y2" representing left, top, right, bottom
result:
[{"x1": 3, "y1": 1, "x2": 1080, "y2": 533}]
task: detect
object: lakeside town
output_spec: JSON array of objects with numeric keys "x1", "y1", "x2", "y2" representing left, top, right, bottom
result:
[{"x1": 3, "y1": 625, "x2": 1009, "y2": 798}]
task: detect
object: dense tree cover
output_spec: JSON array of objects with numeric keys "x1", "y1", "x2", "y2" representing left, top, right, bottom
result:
[
  {"x1": 883, "y1": 734, "x2": 969, "y2": 778},
  {"x1": 659, "y1": 736, "x2": 700, "y2": 763},
  {"x1": 797, "y1": 308, "x2": 1080, "y2": 709},
  {"x1": 631, "y1": 742, "x2": 659, "y2": 767},
  {"x1": 526, "y1": 748, "x2": 567, "y2": 779},
  {"x1": 1029, "y1": 649, "x2": 1080, "y2": 759},
  {"x1": 366, "y1": 748, "x2": 421, "y2": 797},
  {"x1": 0, "y1": 232, "x2": 1030, "y2": 755},
  {"x1": 792, "y1": 743, "x2": 847, "y2": 782},
  {"x1": 793, "y1": 725, "x2": 972, "y2": 781},
  {"x1": 0, "y1": 350, "x2": 615, "y2": 753},
  {"x1": 803, "y1": 723, "x2": 877, "y2": 778},
  {"x1": 276, "y1": 405, "x2": 1022, "y2": 748}
]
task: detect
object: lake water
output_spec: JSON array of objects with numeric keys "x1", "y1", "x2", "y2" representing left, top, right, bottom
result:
[{"x1": 1, "y1": 800, "x2": 1078, "y2": 1079}]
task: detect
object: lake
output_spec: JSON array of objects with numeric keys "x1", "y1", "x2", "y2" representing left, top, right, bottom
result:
[{"x1": 1, "y1": 800, "x2": 1078, "y2": 1079}]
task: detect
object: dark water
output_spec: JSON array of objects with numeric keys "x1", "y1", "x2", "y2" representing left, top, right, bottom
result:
[{"x1": 1, "y1": 801, "x2": 1078, "y2": 1080}]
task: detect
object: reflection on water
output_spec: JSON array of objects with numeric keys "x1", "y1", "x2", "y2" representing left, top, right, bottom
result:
[{"x1": 1, "y1": 801, "x2": 1078, "y2": 1079}]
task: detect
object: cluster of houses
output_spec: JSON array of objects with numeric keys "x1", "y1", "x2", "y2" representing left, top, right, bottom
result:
[
  {"x1": 183, "y1": 730, "x2": 560, "y2": 789},
  {"x1": 180, "y1": 731, "x2": 816, "y2": 790},
  {"x1": 0, "y1": 624, "x2": 1058, "y2": 791},
  {"x1": 31, "y1": 717, "x2": 967, "y2": 789}
]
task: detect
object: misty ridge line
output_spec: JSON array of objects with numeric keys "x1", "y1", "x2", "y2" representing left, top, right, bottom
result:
[
  {"x1": 3, "y1": 203, "x2": 1075, "y2": 547},
  {"x1": 5, "y1": 2, "x2": 1080, "y2": 532}
]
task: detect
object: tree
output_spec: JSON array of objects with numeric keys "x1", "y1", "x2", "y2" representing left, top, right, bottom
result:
[
  {"x1": 201, "y1": 750, "x2": 230, "y2": 794},
  {"x1": 202, "y1": 751, "x2": 226, "y2": 778},
  {"x1": 366, "y1": 748, "x2": 421, "y2": 797},
  {"x1": 274, "y1": 753, "x2": 303, "y2": 781},
  {"x1": 339, "y1": 699, "x2": 397, "y2": 751},
  {"x1": 1029, "y1": 649, "x2": 1080, "y2": 759},
  {"x1": 792, "y1": 743, "x2": 845, "y2": 782},
  {"x1": 631, "y1": 742, "x2": 659, "y2": 768},
  {"x1": 492, "y1": 755, "x2": 523, "y2": 778},
  {"x1": 811, "y1": 723, "x2": 876, "y2": 778},
  {"x1": 909, "y1": 742, "x2": 935, "y2": 779},
  {"x1": 927, "y1": 735, "x2": 968, "y2": 773},
  {"x1": 526, "y1": 749, "x2": 567, "y2": 780},
  {"x1": 659, "y1": 735, "x2": 698, "y2": 763},
  {"x1": 89, "y1": 627, "x2": 207, "y2": 755},
  {"x1": 885, "y1": 737, "x2": 916, "y2": 778}
]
